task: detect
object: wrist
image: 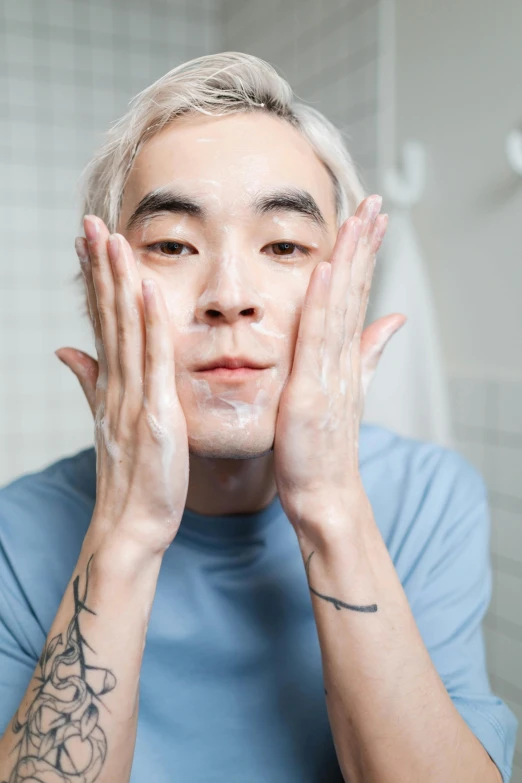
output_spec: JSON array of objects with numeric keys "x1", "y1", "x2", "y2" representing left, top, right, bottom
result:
[
  {"x1": 83, "y1": 524, "x2": 165, "y2": 579},
  {"x1": 291, "y1": 482, "x2": 374, "y2": 548}
]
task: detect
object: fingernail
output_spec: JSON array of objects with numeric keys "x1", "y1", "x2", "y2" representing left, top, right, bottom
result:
[
  {"x1": 368, "y1": 195, "x2": 383, "y2": 220},
  {"x1": 352, "y1": 218, "x2": 362, "y2": 241},
  {"x1": 320, "y1": 263, "x2": 331, "y2": 284},
  {"x1": 108, "y1": 234, "x2": 120, "y2": 261},
  {"x1": 376, "y1": 214, "x2": 388, "y2": 242},
  {"x1": 75, "y1": 237, "x2": 89, "y2": 265},
  {"x1": 142, "y1": 279, "x2": 155, "y2": 299},
  {"x1": 84, "y1": 215, "x2": 99, "y2": 243}
]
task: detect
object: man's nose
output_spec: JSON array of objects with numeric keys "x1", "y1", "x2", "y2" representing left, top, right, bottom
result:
[{"x1": 195, "y1": 256, "x2": 266, "y2": 327}]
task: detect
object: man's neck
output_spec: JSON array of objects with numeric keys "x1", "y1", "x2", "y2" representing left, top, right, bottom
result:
[{"x1": 185, "y1": 451, "x2": 277, "y2": 517}]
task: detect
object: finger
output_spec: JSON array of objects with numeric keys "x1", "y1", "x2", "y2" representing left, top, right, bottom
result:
[
  {"x1": 291, "y1": 261, "x2": 331, "y2": 385},
  {"x1": 353, "y1": 212, "x2": 389, "y2": 341},
  {"x1": 324, "y1": 216, "x2": 361, "y2": 362},
  {"x1": 107, "y1": 233, "x2": 145, "y2": 401},
  {"x1": 142, "y1": 278, "x2": 177, "y2": 412},
  {"x1": 342, "y1": 195, "x2": 382, "y2": 350},
  {"x1": 348, "y1": 195, "x2": 374, "y2": 337},
  {"x1": 76, "y1": 237, "x2": 108, "y2": 389},
  {"x1": 55, "y1": 347, "x2": 99, "y2": 417},
  {"x1": 84, "y1": 215, "x2": 121, "y2": 387}
]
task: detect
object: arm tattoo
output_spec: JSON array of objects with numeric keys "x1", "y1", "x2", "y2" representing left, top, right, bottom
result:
[
  {"x1": 304, "y1": 551, "x2": 378, "y2": 613},
  {"x1": 2, "y1": 554, "x2": 116, "y2": 783}
]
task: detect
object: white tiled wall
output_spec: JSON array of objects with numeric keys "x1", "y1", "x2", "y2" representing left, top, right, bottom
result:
[
  {"x1": 451, "y1": 375, "x2": 522, "y2": 779},
  {"x1": 0, "y1": 0, "x2": 219, "y2": 486}
]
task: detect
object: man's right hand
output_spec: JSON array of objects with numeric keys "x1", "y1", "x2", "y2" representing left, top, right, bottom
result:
[{"x1": 55, "y1": 215, "x2": 190, "y2": 555}]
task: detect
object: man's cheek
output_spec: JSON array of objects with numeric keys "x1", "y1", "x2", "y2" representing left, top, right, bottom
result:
[
  {"x1": 162, "y1": 290, "x2": 197, "y2": 332},
  {"x1": 257, "y1": 284, "x2": 305, "y2": 344}
]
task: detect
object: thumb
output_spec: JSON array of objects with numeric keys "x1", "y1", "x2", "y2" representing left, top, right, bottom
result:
[
  {"x1": 360, "y1": 313, "x2": 407, "y2": 396},
  {"x1": 55, "y1": 348, "x2": 99, "y2": 418}
]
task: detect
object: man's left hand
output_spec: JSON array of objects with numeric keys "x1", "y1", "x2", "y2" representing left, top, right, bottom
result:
[{"x1": 273, "y1": 194, "x2": 407, "y2": 535}]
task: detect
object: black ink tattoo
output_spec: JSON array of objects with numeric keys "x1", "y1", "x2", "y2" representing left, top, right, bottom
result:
[
  {"x1": 304, "y1": 551, "x2": 378, "y2": 613},
  {"x1": 3, "y1": 555, "x2": 116, "y2": 783}
]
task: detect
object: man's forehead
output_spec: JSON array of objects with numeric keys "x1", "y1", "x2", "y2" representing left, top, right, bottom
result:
[{"x1": 121, "y1": 113, "x2": 338, "y2": 227}]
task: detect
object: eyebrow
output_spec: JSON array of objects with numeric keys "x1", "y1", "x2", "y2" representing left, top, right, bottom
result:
[
  {"x1": 251, "y1": 188, "x2": 327, "y2": 231},
  {"x1": 126, "y1": 186, "x2": 204, "y2": 231},
  {"x1": 125, "y1": 185, "x2": 328, "y2": 232}
]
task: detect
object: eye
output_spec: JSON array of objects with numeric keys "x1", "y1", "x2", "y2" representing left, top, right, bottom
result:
[
  {"x1": 148, "y1": 241, "x2": 194, "y2": 257},
  {"x1": 265, "y1": 242, "x2": 311, "y2": 258}
]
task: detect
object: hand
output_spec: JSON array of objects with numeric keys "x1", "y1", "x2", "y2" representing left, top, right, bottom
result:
[
  {"x1": 273, "y1": 195, "x2": 407, "y2": 533},
  {"x1": 55, "y1": 216, "x2": 189, "y2": 555}
]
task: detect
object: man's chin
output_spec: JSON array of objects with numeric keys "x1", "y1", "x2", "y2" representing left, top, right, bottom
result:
[{"x1": 187, "y1": 430, "x2": 275, "y2": 461}]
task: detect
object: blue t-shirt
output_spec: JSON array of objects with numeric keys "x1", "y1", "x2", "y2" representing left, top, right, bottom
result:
[{"x1": 0, "y1": 424, "x2": 518, "y2": 782}]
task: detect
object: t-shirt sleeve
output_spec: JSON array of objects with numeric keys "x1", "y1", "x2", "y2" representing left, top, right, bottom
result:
[
  {"x1": 0, "y1": 530, "x2": 41, "y2": 737},
  {"x1": 408, "y1": 450, "x2": 519, "y2": 782}
]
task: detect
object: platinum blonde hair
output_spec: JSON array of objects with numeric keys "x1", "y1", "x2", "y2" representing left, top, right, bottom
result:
[{"x1": 79, "y1": 51, "x2": 367, "y2": 232}]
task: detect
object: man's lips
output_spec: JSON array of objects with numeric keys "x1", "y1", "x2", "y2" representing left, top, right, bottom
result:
[{"x1": 196, "y1": 367, "x2": 266, "y2": 380}]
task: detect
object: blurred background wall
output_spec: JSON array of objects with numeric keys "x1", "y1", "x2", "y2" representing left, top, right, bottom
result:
[
  {"x1": 1, "y1": 0, "x2": 521, "y2": 776},
  {"x1": 394, "y1": 5, "x2": 522, "y2": 776}
]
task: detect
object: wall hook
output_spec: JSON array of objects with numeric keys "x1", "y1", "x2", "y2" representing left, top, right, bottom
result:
[
  {"x1": 506, "y1": 129, "x2": 522, "y2": 176},
  {"x1": 383, "y1": 140, "x2": 425, "y2": 208}
]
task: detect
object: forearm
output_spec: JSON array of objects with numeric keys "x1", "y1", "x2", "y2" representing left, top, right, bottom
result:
[
  {"x1": 295, "y1": 498, "x2": 501, "y2": 783},
  {"x1": 0, "y1": 523, "x2": 162, "y2": 783}
]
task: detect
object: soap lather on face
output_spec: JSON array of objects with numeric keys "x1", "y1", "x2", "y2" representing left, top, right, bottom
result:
[{"x1": 117, "y1": 111, "x2": 339, "y2": 464}]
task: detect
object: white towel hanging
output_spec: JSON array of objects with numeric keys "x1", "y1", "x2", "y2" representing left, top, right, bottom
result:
[{"x1": 363, "y1": 208, "x2": 453, "y2": 447}]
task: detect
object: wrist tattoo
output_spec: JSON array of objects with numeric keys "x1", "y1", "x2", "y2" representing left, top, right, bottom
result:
[{"x1": 304, "y1": 551, "x2": 378, "y2": 613}]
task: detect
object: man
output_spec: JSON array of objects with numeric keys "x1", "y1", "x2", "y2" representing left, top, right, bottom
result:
[{"x1": 0, "y1": 52, "x2": 517, "y2": 783}]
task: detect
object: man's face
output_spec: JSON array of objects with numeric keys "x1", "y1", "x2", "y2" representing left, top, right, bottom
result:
[{"x1": 117, "y1": 112, "x2": 338, "y2": 460}]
